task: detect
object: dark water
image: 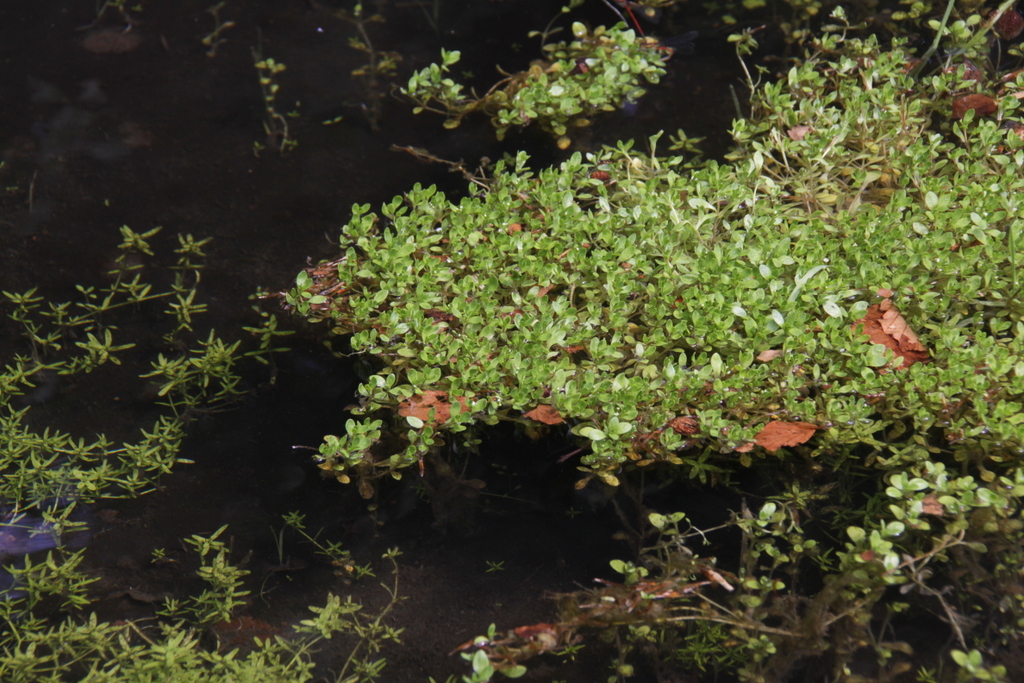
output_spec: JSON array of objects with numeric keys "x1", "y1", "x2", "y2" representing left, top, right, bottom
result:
[{"x1": 0, "y1": 1, "x2": 741, "y2": 680}]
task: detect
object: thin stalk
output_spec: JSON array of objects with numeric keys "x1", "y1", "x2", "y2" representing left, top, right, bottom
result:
[
  {"x1": 960, "y1": 0, "x2": 1019, "y2": 56},
  {"x1": 1009, "y1": 219, "x2": 1019, "y2": 299},
  {"x1": 909, "y1": 0, "x2": 957, "y2": 80}
]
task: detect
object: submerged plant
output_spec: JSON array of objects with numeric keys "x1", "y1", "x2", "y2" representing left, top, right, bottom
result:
[
  {"x1": 201, "y1": 1, "x2": 236, "y2": 58},
  {"x1": 0, "y1": 532, "x2": 404, "y2": 683},
  {"x1": 336, "y1": 2, "x2": 403, "y2": 131},
  {"x1": 0, "y1": 225, "x2": 411, "y2": 682},
  {"x1": 0, "y1": 226, "x2": 265, "y2": 521},
  {"x1": 252, "y1": 46, "x2": 300, "y2": 155}
]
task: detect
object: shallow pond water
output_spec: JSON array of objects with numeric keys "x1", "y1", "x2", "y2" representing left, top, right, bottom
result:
[{"x1": 0, "y1": 1, "x2": 742, "y2": 680}]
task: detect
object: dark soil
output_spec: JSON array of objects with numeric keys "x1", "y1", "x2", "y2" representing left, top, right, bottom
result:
[{"x1": 0, "y1": 1, "x2": 742, "y2": 680}]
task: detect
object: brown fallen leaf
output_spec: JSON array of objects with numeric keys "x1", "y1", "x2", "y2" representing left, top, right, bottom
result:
[
  {"x1": 995, "y1": 9, "x2": 1024, "y2": 40},
  {"x1": 951, "y1": 93, "x2": 997, "y2": 120},
  {"x1": 423, "y1": 308, "x2": 457, "y2": 324},
  {"x1": 397, "y1": 390, "x2": 468, "y2": 426},
  {"x1": 852, "y1": 298, "x2": 930, "y2": 370},
  {"x1": 524, "y1": 404, "x2": 564, "y2": 425},
  {"x1": 756, "y1": 349, "x2": 784, "y2": 362},
  {"x1": 700, "y1": 566, "x2": 735, "y2": 591},
  {"x1": 921, "y1": 493, "x2": 944, "y2": 516},
  {"x1": 667, "y1": 415, "x2": 699, "y2": 435},
  {"x1": 754, "y1": 421, "x2": 819, "y2": 452},
  {"x1": 943, "y1": 59, "x2": 985, "y2": 85},
  {"x1": 787, "y1": 125, "x2": 813, "y2": 141}
]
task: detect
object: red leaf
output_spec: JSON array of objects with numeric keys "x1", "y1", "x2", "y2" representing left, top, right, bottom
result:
[
  {"x1": 996, "y1": 9, "x2": 1024, "y2": 40},
  {"x1": 513, "y1": 623, "x2": 558, "y2": 638},
  {"x1": 787, "y1": 125, "x2": 813, "y2": 141},
  {"x1": 943, "y1": 59, "x2": 985, "y2": 85},
  {"x1": 852, "y1": 298, "x2": 930, "y2": 370},
  {"x1": 524, "y1": 404, "x2": 564, "y2": 425},
  {"x1": 754, "y1": 421, "x2": 818, "y2": 452},
  {"x1": 921, "y1": 493, "x2": 944, "y2": 516},
  {"x1": 951, "y1": 93, "x2": 997, "y2": 120},
  {"x1": 667, "y1": 415, "x2": 699, "y2": 435},
  {"x1": 398, "y1": 390, "x2": 468, "y2": 426}
]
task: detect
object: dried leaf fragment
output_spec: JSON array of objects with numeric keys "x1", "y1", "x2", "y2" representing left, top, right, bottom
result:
[
  {"x1": 397, "y1": 390, "x2": 468, "y2": 426},
  {"x1": 701, "y1": 566, "x2": 735, "y2": 592},
  {"x1": 423, "y1": 308, "x2": 457, "y2": 324},
  {"x1": 951, "y1": 93, "x2": 997, "y2": 120},
  {"x1": 513, "y1": 622, "x2": 559, "y2": 640},
  {"x1": 921, "y1": 493, "x2": 944, "y2": 516},
  {"x1": 667, "y1": 415, "x2": 699, "y2": 435},
  {"x1": 995, "y1": 9, "x2": 1024, "y2": 40},
  {"x1": 787, "y1": 125, "x2": 813, "y2": 141},
  {"x1": 754, "y1": 421, "x2": 818, "y2": 452},
  {"x1": 524, "y1": 404, "x2": 564, "y2": 425},
  {"x1": 852, "y1": 298, "x2": 930, "y2": 370},
  {"x1": 756, "y1": 349, "x2": 784, "y2": 362},
  {"x1": 943, "y1": 59, "x2": 985, "y2": 85}
]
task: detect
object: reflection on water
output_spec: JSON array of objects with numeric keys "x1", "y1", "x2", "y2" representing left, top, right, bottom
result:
[{"x1": 0, "y1": 503, "x2": 90, "y2": 599}]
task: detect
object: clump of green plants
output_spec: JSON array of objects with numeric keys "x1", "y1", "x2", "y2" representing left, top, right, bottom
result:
[
  {"x1": 2, "y1": 525, "x2": 405, "y2": 682},
  {"x1": 403, "y1": 20, "x2": 671, "y2": 147},
  {"x1": 0, "y1": 226, "x2": 410, "y2": 681},
  {"x1": 0, "y1": 226, "x2": 263, "y2": 522},
  {"x1": 284, "y1": 6, "x2": 1024, "y2": 677},
  {"x1": 0, "y1": 222, "x2": 280, "y2": 563}
]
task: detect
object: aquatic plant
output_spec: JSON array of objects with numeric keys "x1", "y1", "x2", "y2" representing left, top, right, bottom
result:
[
  {"x1": 403, "y1": 21, "x2": 673, "y2": 147},
  {"x1": 284, "y1": 4, "x2": 1024, "y2": 677},
  {"x1": 336, "y1": 2, "x2": 403, "y2": 131},
  {"x1": 201, "y1": 1, "x2": 237, "y2": 58},
  {"x1": 0, "y1": 530, "x2": 404, "y2": 683},
  {"x1": 252, "y1": 47, "x2": 299, "y2": 156},
  {"x1": 0, "y1": 226, "x2": 410, "y2": 681},
  {"x1": 1, "y1": 227, "x2": 253, "y2": 518}
]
